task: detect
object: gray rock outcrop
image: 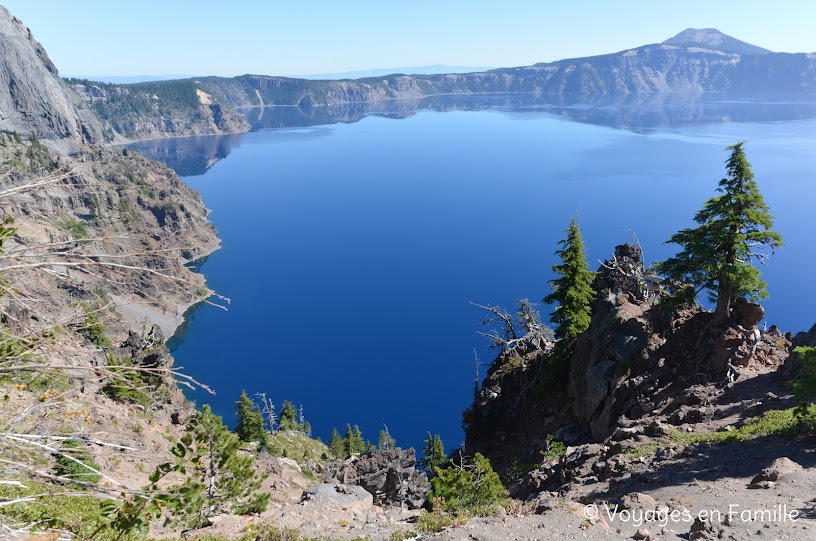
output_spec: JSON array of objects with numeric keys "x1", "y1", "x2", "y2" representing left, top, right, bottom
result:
[
  {"x1": 302, "y1": 483, "x2": 373, "y2": 511},
  {"x1": 323, "y1": 449, "x2": 430, "y2": 509},
  {"x1": 0, "y1": 7, "x2": 101, "y2": 145}
]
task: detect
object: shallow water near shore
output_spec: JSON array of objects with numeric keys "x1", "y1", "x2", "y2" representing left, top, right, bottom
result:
[{"x1": 134, "y1": 93, "x2": 816, "y2": 454}]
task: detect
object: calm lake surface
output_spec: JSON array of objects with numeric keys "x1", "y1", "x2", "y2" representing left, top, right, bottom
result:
[{"x1": 131, "y1": 94, "x2": 816, "y2": 453}]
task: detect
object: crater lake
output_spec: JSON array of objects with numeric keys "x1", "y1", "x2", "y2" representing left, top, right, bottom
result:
[{"x1": 130, "y1": 93, "x2": 816, "y2": 454}]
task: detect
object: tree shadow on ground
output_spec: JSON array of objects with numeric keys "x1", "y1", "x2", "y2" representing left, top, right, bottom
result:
[{"x1": 583, "y1": 434, "x2": 816, "y2": 503}]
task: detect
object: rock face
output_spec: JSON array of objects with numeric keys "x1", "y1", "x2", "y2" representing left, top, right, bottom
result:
[
  {"x1": 0, "y1": 6, "x2": 101, "y2": 145},
  {"x1": 70, "y1": 81, "x2": 250, "y2": 141},
  {"x1": 465, "y1": 243, "x2": 793, "y2": 479},
  {"x1": 323, "y1": 449, "x2": 430, "y2": 509},
  {"x1": 192, "y1": 29, "x2": 816, "y2": 111}
]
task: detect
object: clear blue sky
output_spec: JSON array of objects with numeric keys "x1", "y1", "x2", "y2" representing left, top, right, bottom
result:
[{"x1": 3, "y1": 1, "x2": 814, "y2": 77}]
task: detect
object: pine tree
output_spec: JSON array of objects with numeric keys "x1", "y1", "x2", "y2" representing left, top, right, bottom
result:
[
  {"x1": 352, "y1": 425, "x2": 365, "y2": 455},
  {"x1": 343, "y1": 424, "x2": 365, "y2": 457},
  {"x1": 168, "y1": 405, "x2": 269, "y2": 528},
  {"x1": 543, "y1": 217, "x2": 595, "y2": 343},
  {"x1": 377, "y1": 428, "x2": 396, "y2": 450},
  {"x1": 656, "y1": 142, "x2": 783, "y2": 319},
  {"x1": 328, "y1": 428, "x2": 345, "y2": 459},
  {"x1": 279, "y1": 400, "x2": 298, "y2": 431},
  {"x1": 430, "y1": 452, "x2": 506, "y2": 515},
  {"x1": 234, "y1": 390, "x2": 267, "y2": 448},
  {"x1": 420, "y1": 433, "x2": 447, "y2": 474}
]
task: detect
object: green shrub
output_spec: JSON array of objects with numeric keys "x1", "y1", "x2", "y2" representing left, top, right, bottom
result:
[
  {"x1": 101, "y1": 353, "x2": 155, "y2": 409},
  {"x1": 790, "y1": 346, "x2": 816, "y2": 400},
  {"x1": 417, "y1": 509, "x2": 467, "y2": 532},
  {"x1": 541, "y1": 434, "x2": 566, "y2": 462},
  {"x1": 627, "y1": 407, "x2": 811, "y2": 458},
  {"x1": 430, "y1": 452, "x2": 507, "y2": 516},
  {"x1": 57, "y1": 216, "x2": 89, "y2": 240},
  {"x1": 74, "y1": 302, "x2": 112, "y2": 348},
  {"x1": 0, "y1": 482, "x2": 140, "y2": 541},
  {"x1": 792, "y1": 402, "x2": 816, "y2": 439},
  {"x1": 53, "y1": 439, "x2": 101, "y2": 486}
]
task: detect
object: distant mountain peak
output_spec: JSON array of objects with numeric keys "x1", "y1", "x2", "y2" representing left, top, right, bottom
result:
[{"x1": 663, "y1": 28, "x2": 772, "y2": 55}]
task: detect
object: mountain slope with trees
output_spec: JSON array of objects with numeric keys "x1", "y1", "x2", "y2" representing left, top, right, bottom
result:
[{"x1": 66, "y1": 28, "x2": 816, "y2": 143}]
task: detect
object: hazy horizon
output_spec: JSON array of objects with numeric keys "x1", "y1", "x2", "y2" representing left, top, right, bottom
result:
[{"x1": 2, "y1": 1, "x2": 814, "y2": 79}]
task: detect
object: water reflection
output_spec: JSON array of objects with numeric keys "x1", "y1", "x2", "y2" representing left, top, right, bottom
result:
[
  {"x1": 130, "y1": 93, "x2": 816, "y2": 176},
  {"x1": 127, "y1": 133, "x2": 245, "y2": 177}
]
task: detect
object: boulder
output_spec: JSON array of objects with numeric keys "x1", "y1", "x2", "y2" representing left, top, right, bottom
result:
[
  {"x1": 620, "y1": 492, "x2": 657, "y2": 511},
  {"x1": 748, "y1": 457, "x2": 804, "y2": 488},
  {"x1": 730, "y1": 298, "x2": 765, "y2": 329},
  {"x1": 323, "y1": 449, "x2": 429, "y2": 509},
  {"x1": 170, "y1": 408, "x2": 192, "y2": 425},
  {"x1": 302, "y1": 483, "x2": 373, "y2": 511},
  {"x1": 689, "y1": 516, "x2": 717, "y2": 540}
]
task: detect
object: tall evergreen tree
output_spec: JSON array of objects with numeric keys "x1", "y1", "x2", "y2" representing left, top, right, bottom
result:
[
  {"x1": 352, "y1": 425, "x2": 365, "y2": 455},
  {"x1": 279, "y1": 400, "x2": 298, "y2": 431},
  {"x1": 656, "y1": 142, "x2": 782, "y2": 318},
  {"x1": 543, "y1": 217, "x2": 595, "y2": 342},
  {"x1": 343, "y1": 424, "x2": 355, "y2": 458},
  {"x1": 343, "y1": 424, "x2": 366, "y2": 457},
  {"x1": 328, "y1": 428, "x2": 345, "y2": 460},
  {"x1": 420, "y1": 433, "x2": 447, "y2": 474},
  {"x1": 234, "y1": 390, "x2": 267, "y2": 448}
]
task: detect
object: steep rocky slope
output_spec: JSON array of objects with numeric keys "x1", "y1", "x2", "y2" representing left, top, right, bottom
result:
[
  {"x1": 69, "y1": 78, "x2": 250, "y2": 141},
  {"x1": 0, "y1": 7, "x2": 223, "y2": 531},
  {"x1": 465, "y1": 245, "x2": 800, "y2": 475},
  {"x1": 0, "y1": 6, "x2": 102, "y2": 148}
]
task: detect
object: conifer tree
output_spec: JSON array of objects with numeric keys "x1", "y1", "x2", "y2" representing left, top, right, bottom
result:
[
  {"x1": 430, "y1": 452, "x2": 506, "y2": 514},
  {"x1": 169, "y1": 405, "x2": 269, "y2": 528},
  {"x1": 377, "y1": 428, "x2": 396, "y2": 450},
  {"x1": 352, "y1": 425, "x2": 365, "y2": 455},
  {"x1": 343, "y1": 424, "x2": 355, "y2": 458},
  {"x1": 656, "y1": 142, "x2": 782, "y2": 318},
  {"x1": 234, "y1": 390, "x2": 267, "y2": 448},
  {"x1": 328, "y1": 428, "x2": 345, "y2": 459},
  {"x1": 279, "y1": 400, "x2": 298, "y2": 431},
  {"x1": 343, "y1": 424, "x2": 366, "y2": 457},
  {"x1": 543, "y1": 217, "x2": 595, "y2": 343},
  {"x1": 420, "y1": 433, "x2": 447, "y2": 474}
]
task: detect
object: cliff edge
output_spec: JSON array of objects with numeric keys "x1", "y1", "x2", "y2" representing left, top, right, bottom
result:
[{"x1": 0, "y1": 6, "x2": 102, "y2": 147}]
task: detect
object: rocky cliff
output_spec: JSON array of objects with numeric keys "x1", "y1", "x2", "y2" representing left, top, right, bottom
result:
[
  {"x1": 465, "y1": 244, "x2": 796, "y2": 480},
  {"x1": 56, "y1": 28, "x2": 816, "y2": 143},
  {"x1": 0, "y1": 5, "x2": 221, "y2": 506},
  {"x1": 189, "y1": 29, "x2": 815, "y2": 113},
  {"x1": 0, "y1": 6, "x2": 102, "y2": 147},
  {"x1": 69, "y1": 78, "x2": 250, "y2": 141}
]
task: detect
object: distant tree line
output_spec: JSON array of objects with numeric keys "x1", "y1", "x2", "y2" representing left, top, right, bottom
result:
[{"x1": 64, "y1": 78, "x2": 204, "y2": 137}]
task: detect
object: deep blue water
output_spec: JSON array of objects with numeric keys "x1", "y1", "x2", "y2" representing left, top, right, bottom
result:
[{"x1": 132, "y1": 94, "x2": 816, "y2": 455}]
